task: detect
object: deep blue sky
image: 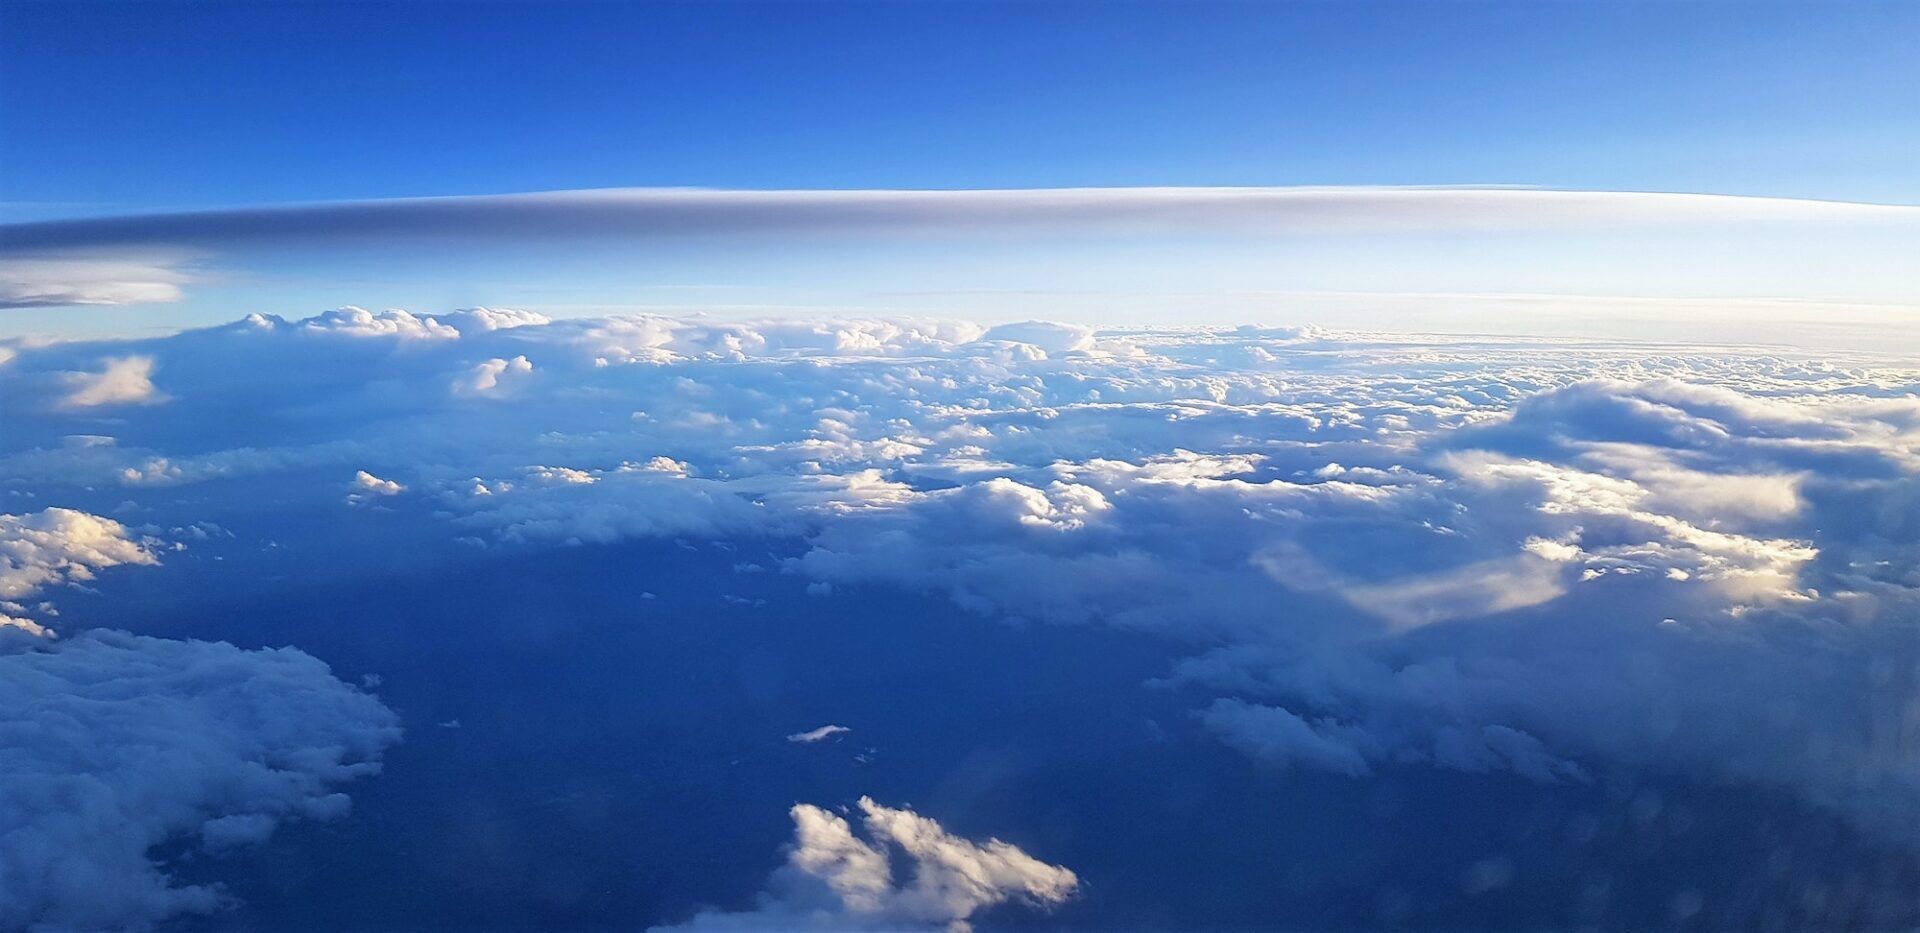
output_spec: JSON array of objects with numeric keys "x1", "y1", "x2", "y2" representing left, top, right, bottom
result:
[{"x1": 5, "y1": 0, "x2": 1919, "y2": 218}]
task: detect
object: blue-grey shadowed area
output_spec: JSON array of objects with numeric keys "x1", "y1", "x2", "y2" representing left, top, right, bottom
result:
[{"x1": 50, "y1": 479, "x2": 1917, "y2": 932}]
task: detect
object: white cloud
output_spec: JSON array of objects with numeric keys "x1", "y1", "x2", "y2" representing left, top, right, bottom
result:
[
  {"x1": 0, "y1": 508, "x2": 157, "y2": 606},
  {"x1": 352, "y1": 470, "x2": 403, "y2": 495},
  {"x1": 787, "y1": 724, "x2": 851, "y2": 744},
  {"x1": 347, "y1": 470, "x2": 405, "y2": 504},
  {"x1": 0, "y1": 506, "x2": 401, "y2": 930},
  {"x1": 298, "y1": 306, "x2": 459, "y2": 340},
  {"x1": 452, "y1": 355, "x2": 533, "y2": 397},
  {"x1": 59, "y1": 355, "x2": 165, "y2": 408},
  {"x1": 978, "y1": 320, "x2": 1097, "y2": 356},
  {"x1": 0, "y1": 254, "x2": 192, "y2": 309},
  {"x1": 652, "y1": 797, "x2": 1077, "y2": 931},
  {"x1": 0, "y1": 629, "x2": 401, "y2": 930}
]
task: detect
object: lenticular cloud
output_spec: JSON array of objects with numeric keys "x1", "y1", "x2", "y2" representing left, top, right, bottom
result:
[{"x1": 1, "y1": 307, "x2": 1917, "y2": 921}]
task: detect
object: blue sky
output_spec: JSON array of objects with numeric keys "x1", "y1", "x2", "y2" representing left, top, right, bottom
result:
[
  {"x1": 7, "y1": 1, "x2": 1920, "y2": 208},
  {"x1": 2, "y1": 1, "x2": 1918, "y2": 336}
]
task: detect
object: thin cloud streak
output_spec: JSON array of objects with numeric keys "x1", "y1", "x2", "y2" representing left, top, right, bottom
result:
[{"x1": 4, "y1": 186, "x2": 1918, "y2": 254}]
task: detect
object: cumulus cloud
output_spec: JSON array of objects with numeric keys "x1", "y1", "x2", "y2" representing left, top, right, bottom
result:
[
  {"x1": 0, "y1": 508, "x2": 157, "y2": 625},
  {"x1": 295, "y1": 306, "x2": 459, "y2": 340},
  {"x1": 0, "y1": 629, "x2": 401, "y2": 930},
  {"x1": 0, "y1": 506, "x2": 402, "y2": 930},
  {"x1": 652, "y1": 797, "x2": 1078, "y2": 931},
  {"x1": 452, "y1": 354, "x2": 533, "y2": 397},
  {"x1": 347, "y1": 470, "x2": 405, "y2": 505}
]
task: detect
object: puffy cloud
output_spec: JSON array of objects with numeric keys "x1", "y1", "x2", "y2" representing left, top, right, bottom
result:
[
  {"x1": 347, "y1": 470, "x2": 405, "y2": 504},
  {"x1": 352, "y1": 470, "x2": 403, "y2": 495},
  {"x1": 296, "y1": 306, "x2": 459, "y2": 340},
  {"x1": 652, "y1": 797, "x2": 1077, "y2": 932},
  {"x1": 0, "y1": 506, "x2": 401, "y2": 930},
  {"x1": 440, "y1": 306, "x2": 551, "y2": 333},
  {"x1": 0, "y1": 629, "x2": 401, "y2": 930},
  {"x1": 0, "y1": 508, "x2": 156, "y2": 608}
]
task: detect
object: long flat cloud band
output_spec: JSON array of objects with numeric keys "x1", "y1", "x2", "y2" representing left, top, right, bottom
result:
[{"x1": 6, "y1": 186, "x2": 1919, "y2": 252}]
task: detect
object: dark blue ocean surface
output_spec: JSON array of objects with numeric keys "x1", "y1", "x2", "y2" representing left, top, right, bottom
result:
[{"x1": 47, "y1": 477, "x2": 1911, "y2": 932}]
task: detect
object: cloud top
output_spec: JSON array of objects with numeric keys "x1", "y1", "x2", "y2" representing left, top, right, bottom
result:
[{"x1": 654, "y1": 796, "x2": 1078, "y2": 931}]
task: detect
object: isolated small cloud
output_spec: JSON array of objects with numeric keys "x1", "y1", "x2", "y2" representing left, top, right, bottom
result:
[
  {"x1": 347, "y1": 470, "x2": 405, "y2": 504},
  {"x1": 786, "y1": 724, "x2": 851, "y2": 744}
]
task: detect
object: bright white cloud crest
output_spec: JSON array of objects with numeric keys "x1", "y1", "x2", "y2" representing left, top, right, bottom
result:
[{"x1": 653, "y1": 797, "x2": 1078, "y2": 932}]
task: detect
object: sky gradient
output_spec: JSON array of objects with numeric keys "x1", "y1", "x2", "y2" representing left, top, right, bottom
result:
[{"x1": 3, "y1": 1, "x2": 1919, "y2": 338}]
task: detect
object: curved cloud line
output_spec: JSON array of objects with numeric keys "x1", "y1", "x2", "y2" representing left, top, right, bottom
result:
[{"x1": 4, "y1": 186, "x2": 1918, "y2": 253}]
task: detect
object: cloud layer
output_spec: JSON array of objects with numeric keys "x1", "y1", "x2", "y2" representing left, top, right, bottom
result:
[
  {"x1": 5, "y1": 186, "x2": 1917, "y2": 309},
  {"x1": 6, "y1": 187, "x2": 1916, "y2": 256},
  {"x1": 1, "y1": 306, "x2": 1917, "y2": 922}
]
